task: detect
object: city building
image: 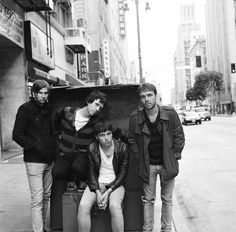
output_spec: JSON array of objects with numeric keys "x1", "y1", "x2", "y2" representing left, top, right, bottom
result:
[
  {"x1": 205, "y1": 0, "x2": 236, "y2": 113},
  {"x1": 174, "y1": 3, "x2": 201, "y2": 108},
  {"x1": 0, "y1": 0, "x2": 83, "y2": 158},
  {"x1": 188, "y1": 36, "x2": 207, "y2": 87},
  {"x1": 72, "y1": 0, "x2": 131, "y2": 85}
]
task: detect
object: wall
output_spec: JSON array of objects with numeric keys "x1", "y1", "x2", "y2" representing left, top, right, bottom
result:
[{"x1": 0, "y1": 49, "x2": 26, "y2": 151}]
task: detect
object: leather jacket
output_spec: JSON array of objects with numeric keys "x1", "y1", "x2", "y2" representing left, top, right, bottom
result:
[{"x1": 87, "y1": 139, "x2": 129, "y2": 192}]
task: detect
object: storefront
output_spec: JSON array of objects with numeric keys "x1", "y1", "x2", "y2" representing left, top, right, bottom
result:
[{"x1": 0, "y1": 0, "x2": 25, "y2": 158}]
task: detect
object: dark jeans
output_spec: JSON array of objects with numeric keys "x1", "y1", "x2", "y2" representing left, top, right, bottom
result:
[{"x1": 52, "y1": 151, "x2": 89, "y2": 182}]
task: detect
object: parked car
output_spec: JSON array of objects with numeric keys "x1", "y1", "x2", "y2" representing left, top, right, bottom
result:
[
  {"x1": 194, "y1": 107, "x2": 211, "y2": 121},
  {"x1": 181, "y1": 111, "x2": 202, "y2": 125}
]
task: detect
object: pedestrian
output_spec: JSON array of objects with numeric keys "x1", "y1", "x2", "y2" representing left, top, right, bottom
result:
[
  {"x1": 78, "y1": 121, "x2": 129, "y2": 232},
  {"x1": 12, "y1": 79, "x2": 56, "y2": 232},
  {"x1": 52, "y1": 90, "x2": 107, "y2": 189},
  {"x1": 128, "y1": 83, "x2": 185, "y2": 232}
]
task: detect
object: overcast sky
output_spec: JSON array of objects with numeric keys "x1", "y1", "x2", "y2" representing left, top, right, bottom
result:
[{"x1": 126, "y1": 0, "x2": 206, "y2": 104}]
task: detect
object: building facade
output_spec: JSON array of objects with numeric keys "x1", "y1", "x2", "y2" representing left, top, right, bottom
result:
[
  {"x1": 72, "y1": 0, "x2": 131, "y2": 85},
  {"x1": 0, "y1": 0, "x2": 82, "y2": 158},
  {"x1": 205, "y1": 0, "x2": 236, "y2": 113},
  {"x1": 188, "y1": 36, "x2": 207, "y2": 87},
  {"x1": 174, "y1": 3, "x2": 201, "y2": 108}
]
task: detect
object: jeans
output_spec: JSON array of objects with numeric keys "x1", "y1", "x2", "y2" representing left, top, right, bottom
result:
[
  {"x1": 78, "y1": 184, "x2": 125, "y2": 232},
  {"x1": 25, "y1": 162, "x2": 53, "y2": 232},
  {"x1": 142, "y1": 165, "x2": 175, "y2": 232}
]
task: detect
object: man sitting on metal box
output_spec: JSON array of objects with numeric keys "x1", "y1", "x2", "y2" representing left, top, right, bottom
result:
[{"x1": 78, "y1": 121, "x2": 129, "y2": 232}]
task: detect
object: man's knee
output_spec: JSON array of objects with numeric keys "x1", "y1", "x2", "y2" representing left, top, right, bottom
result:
[
  {"x1": 141, "y1": 196, "x2": 155, "y2": 204},
  {"x1": 109, "y1": 201, "x2": 122, "y2": 215},
  {"x1": 79, "y1": 200, "x2": 93, "y2": 215},
  {"x1": 161, "y1": 194, "x2": 173, "y2": 205}
]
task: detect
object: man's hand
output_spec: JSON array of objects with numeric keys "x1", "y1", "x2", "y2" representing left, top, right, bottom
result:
[
  {"x1": 100, "y1": 188, "x2": 112, "y2": 210},
  {"x1": 96, "y1": 190, "x2": 103, "y2": 209}
]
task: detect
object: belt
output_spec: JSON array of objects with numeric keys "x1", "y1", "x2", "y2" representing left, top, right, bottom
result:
[{"x1": 59, "y1": 149, "x2": 87, "y2": 156}]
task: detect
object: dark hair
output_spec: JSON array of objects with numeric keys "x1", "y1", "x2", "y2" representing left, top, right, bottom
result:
[
  {"x1": 137, "y1": 83, "x2": 157, "y2": 95},
  {"x1": 84, "y1": 90, "x2": 107, "y2": 106},
  {"x1": 31, "y1": 80, "x2": 50, "y2": 95},
  {"x1": 94, "y1": 121, "x2": 114, "y2": 135}
]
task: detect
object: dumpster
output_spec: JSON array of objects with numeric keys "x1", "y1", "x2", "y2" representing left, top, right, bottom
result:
[{"x1": 50, "y1": 84, "x2": 143, "y2": 231}]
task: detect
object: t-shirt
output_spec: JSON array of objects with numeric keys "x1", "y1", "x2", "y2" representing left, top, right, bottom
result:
[
  {"x1": 98, "y1": 144, "x2": 116, "y2": 184},
  {"x1": 74, "y1": 109, "x2": 89, "y2": 131}
]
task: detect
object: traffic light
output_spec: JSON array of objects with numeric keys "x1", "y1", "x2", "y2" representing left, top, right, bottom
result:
[
  {"x1": 196, "y1": 56, "x2": 202, "y2": 67},
  {"x1": 231, "y1": 63, "x2": 235, "y2": 73}
]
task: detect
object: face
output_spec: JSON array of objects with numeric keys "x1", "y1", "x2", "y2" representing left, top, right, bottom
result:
[
  {"x1": 139, "y1": 90, "x2": 157, "y2": 110},
  {"x1": 97, "y1": 130, "x2": 113, "y2": 148},
  {"x1": 87, "y1": 99, "x2": 104, "y2": 116},
  {"x1": 33, "y1": 87, "x2": 49, "y2": 105}
]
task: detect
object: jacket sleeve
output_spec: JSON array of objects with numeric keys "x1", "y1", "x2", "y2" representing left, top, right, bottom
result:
[
  {"x1": 87, "y1": 145, "x2": 100, "y2": 192},
  {"x1": 172, "y1": 110, "x2": 185, "y2": 159},
  {"x1": 107, "y1": 143, "x2": 129, "y2": 191},
  {"x1": 128, "y1": 117, "x2": 139, "y2": 167},
  {"x1": 12, "y1": 105, "x2": 38, "y2": 150},
  {"x1": 52, "y1": 107, "x2": 65, "y2": 136}
]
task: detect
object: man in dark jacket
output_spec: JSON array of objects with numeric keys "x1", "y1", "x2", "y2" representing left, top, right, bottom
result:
[
  {"x1": 52, "y1": 90, "x2": 107, "y2": 187},
  {"x1": 78, "y1": 121, "x2": 129, "y2": 232},
  {"x1": 128, "y1": 83, "x2": 185, "y2": 232},
  {"x1": 12, "y1": 80, "x2": 56, "y2": 232}
]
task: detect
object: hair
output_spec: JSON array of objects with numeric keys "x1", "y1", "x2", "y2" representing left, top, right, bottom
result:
[
  {"x1": 84, "y1": 90, "x2": 107, "y2": 106},
  {"x1": 137, "y1": 83, "x2": 157, "y2": 95},
  {"x1": 31, "y1": 80, "x2": 51, "y2": 95},
  {"x1": 94, "y1": 121, "x2": 114, "y2": 135}
]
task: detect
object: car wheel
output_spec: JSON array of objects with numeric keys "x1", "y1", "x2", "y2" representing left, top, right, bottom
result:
[
  {"x1": 199, "y1": 120, "x2": 202, "y2": 124},
  {"x1": 209, "y1": 117, "x2": 211, "y2": 121}
]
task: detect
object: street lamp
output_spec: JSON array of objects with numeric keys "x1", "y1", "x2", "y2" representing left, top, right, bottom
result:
[{"x1": 126, "y1": 0, "x2": 150, "y2": 84}]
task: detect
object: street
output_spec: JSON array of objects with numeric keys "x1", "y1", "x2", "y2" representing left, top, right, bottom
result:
[
  {"x1": 0, "y1": 116, "x2": 236, "y2": 232},
  {"x1": 175, "y1": 116, "x2": 236, "y2": 232}
]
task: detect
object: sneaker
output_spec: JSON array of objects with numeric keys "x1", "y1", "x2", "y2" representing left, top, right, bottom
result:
[
  {"x1": 67, "y1": 181, "x2": 77, "y2": 191},
  {"x1": 78, "y1": 181, "x2": 87, "y2": 190}
]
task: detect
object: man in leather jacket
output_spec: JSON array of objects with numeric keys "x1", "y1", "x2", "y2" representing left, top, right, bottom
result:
[
  {"x1": 13, "y1": 80, "x2": 56, "y2": 232},
  {"x1": 128, "y1": 83, "x2": 185, "y2": 232},
  {"x1": 78, "y1": 121, "x2": 129, "y2": 232}
]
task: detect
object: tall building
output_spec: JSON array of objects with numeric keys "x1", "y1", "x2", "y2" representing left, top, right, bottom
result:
[
  {"x1": 72, "y1": 0, "x2": 130, "y2": 85},
  {"x1": 174, "y1": 3, "x2": 201, "y2": 108},
  {"x1": 188, "y1": 36, "x2": 207, "y2": 87},
  {"x1": 205, "y1": 0, "x2": 236, "y2": 113}
]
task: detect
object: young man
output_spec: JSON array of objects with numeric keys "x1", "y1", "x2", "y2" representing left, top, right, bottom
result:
[
  {"x1": 128, "y1": 83, "x2": 185, "y2": 232},
  {"x1": 52, "y1": 90, "x2": 107, "y2": 187},
  {"x1": 12, "y1": 80, "x2": 56, "y2": 232},
  {"x1": 78, "y1": 121, "x2": 129, "y2": 232}
]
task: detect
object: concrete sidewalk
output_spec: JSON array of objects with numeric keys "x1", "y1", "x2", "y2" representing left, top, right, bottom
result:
[{"x1": 0, "y1": 151, "x2": 189, "y2": 232}]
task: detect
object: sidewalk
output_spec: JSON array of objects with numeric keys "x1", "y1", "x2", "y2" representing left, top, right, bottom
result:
[{"x1": 0, "y1": 151, "x2": 189, "y2": 232}]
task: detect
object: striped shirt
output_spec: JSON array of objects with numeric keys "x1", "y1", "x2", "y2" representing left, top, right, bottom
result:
[{"x1": 54, "y1": 106, "x2": 99, "y2": 154}]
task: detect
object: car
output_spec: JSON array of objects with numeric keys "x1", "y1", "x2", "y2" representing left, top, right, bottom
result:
[
  {"x1": 194, "y1": 107, "x2": 211, "y2": 121},
  {"x1": 181, "y1": 111, "x2": 202, "y2": 125}
]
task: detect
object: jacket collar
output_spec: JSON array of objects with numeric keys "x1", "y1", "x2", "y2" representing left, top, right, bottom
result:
[
  {"x1": 138, "y1": 105, "x2": 169, "y2": 125},
  {"x1": 93, "y1": 139, "x2": 119, "y2": 155}
]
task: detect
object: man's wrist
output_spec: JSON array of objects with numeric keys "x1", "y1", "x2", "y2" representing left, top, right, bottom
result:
[{"x1": 107, "y1": 188, "x2": 112, "y2": 194}]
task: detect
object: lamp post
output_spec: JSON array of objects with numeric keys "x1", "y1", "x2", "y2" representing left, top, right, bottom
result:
[{"x1": 126, "y1": 0, "x2": 150, "y2": 84}]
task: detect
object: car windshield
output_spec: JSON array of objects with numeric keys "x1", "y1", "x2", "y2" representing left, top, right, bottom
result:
[{"x1": 185, "y1": 111, "x2": 197, "y2": 116}]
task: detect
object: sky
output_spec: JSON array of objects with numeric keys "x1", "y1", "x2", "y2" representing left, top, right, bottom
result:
[{"x1": 126, "y1": 0, "x2": 206, "y2": 104}]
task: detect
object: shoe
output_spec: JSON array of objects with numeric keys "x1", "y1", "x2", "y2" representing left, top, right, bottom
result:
[
  {"x1": 78, "y1": 181, "x2": 87, "y2": 190},
  {"x1": 67, "y1": 181, "x2": 77, "y2": 191}
]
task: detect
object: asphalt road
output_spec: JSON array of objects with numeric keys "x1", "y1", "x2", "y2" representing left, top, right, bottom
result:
[{"x1": 175, "y1": 116, "x2": 236, "y2": 232}]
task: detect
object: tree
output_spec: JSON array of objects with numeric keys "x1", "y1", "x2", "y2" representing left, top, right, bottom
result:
[{"x1": 193, "y1": 71, "x2": 223, "y2": 114}]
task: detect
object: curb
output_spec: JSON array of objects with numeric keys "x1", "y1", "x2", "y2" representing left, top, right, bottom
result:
[{"x1": 172, "y1": 193, "x2": 189, "y2": 232}]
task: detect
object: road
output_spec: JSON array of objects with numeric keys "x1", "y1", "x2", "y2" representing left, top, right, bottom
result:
[{"x1": 175, "y1": 116, "x2": 236, "y2": 232}]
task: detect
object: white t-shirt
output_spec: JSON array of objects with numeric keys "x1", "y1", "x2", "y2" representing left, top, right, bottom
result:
[
  {"x1": 98, "y1": 144, "x2": 116, "y2": 184},
  {"x1": 74, "y1": 109, "x2": 89, "y2": 131}
]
